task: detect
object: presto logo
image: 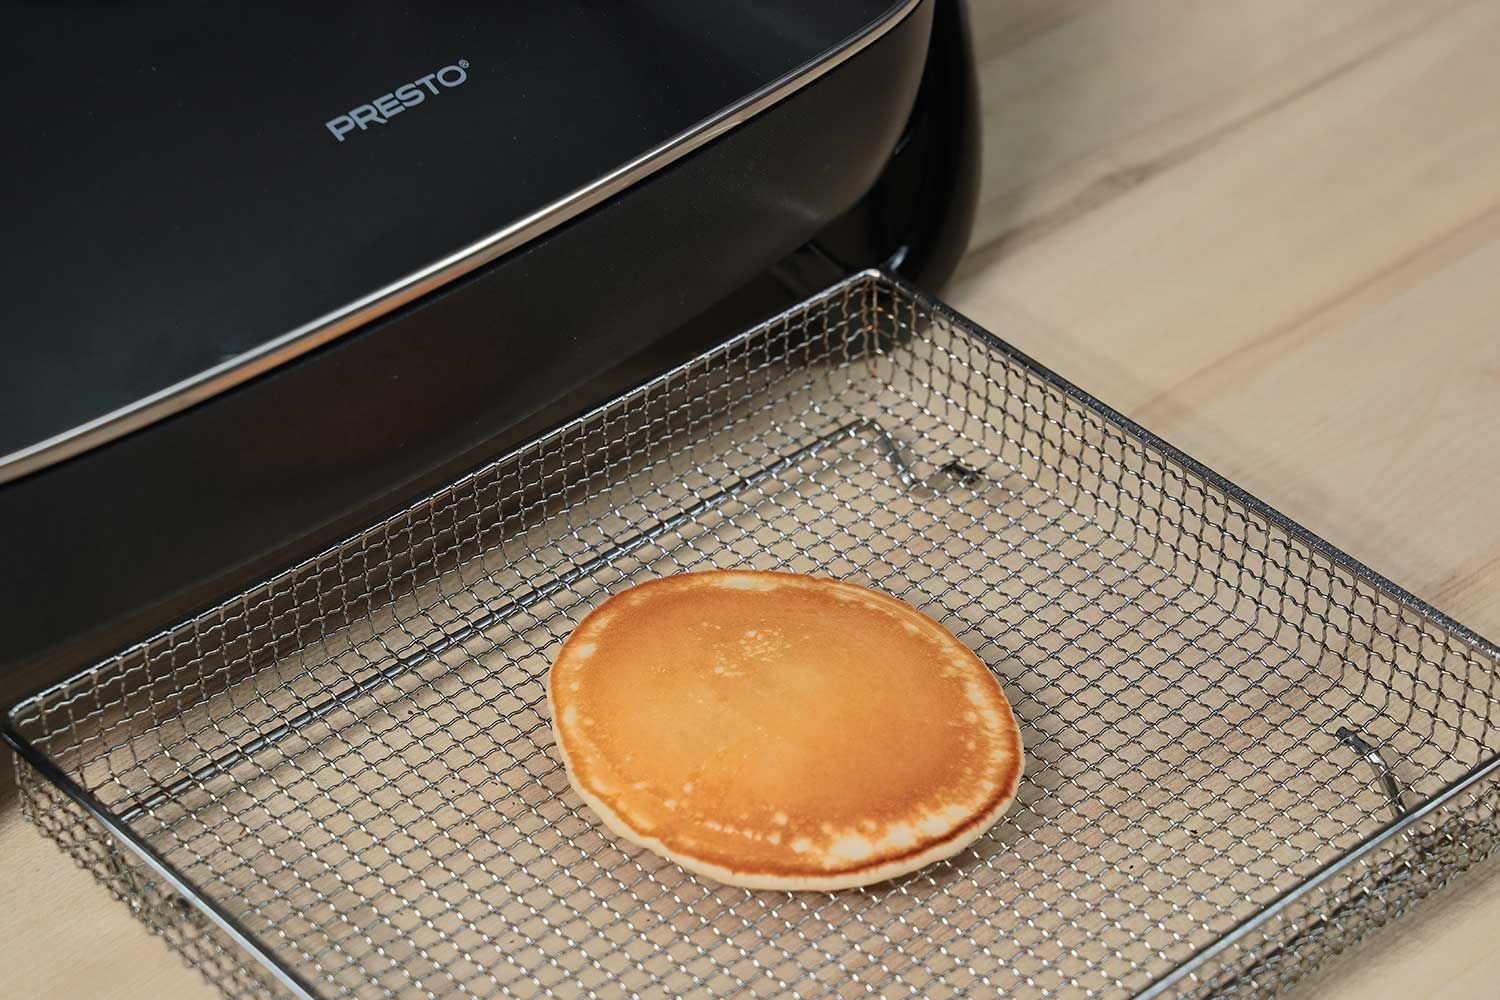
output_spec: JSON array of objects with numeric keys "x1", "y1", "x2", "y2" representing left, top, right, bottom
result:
[{"x1": 325, "y1": 61, "x2": 470, "y2": 142}]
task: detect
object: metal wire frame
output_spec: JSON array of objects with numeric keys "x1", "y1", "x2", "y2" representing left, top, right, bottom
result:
[{"x1": 6, "y1": 270, "x2": 1500, "y2": 999}]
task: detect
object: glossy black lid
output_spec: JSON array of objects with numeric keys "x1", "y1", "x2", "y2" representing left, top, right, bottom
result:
[{"x1": 0, "y1": 0, "x2": 909, "y2": 480}]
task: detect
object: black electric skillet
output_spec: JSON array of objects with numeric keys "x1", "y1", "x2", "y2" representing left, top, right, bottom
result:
[{"x1": 0, "y1": 0, "x2": 977, "y2": 722}]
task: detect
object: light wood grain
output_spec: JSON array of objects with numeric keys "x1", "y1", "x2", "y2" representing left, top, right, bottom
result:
[
  {"x1": 0, "y1": 806, "x2": 209, "y2": 998},
  {"x1": 5, "y1": 1, "x2": 1500, "y2": 996},
  {"x1": 951, "y1": 1, "x2": 1500, "y2": 997}
]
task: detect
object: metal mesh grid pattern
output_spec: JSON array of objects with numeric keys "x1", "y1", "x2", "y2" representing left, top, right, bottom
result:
[{"x1": 8, "y1": 270, "x2": 1500, "y2": 999}]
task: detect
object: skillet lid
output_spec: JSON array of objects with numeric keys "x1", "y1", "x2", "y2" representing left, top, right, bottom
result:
[{"x1": 0, "y1": 0, "x2": 912, "y2": 482}]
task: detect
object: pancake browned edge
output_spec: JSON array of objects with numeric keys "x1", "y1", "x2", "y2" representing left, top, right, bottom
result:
[{"x1": 548, "y1": 570, "x2": 1025, "y2": 891}]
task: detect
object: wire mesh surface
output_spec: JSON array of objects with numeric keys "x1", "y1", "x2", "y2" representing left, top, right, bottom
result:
[{"x1": 9, "y1": 271, "x2": 1500, "y2": 999}]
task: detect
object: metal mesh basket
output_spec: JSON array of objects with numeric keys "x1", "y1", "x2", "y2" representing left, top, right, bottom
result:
[{"x1": 8, "y1": 270, "x2": 1500, "y2": 999}]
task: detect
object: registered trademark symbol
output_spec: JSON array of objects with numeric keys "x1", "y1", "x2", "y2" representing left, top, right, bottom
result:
[{"x1": 459, "y1": 59, "x2": 469, "y2": 69}]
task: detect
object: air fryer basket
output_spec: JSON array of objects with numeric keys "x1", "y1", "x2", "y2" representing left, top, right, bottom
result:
[{"x1": 8, "y1": 271, "x2": 1500, "y2": 998}]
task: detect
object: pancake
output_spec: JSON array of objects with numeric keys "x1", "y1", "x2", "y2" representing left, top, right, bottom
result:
[{"x1": 548, "y1": 570, "x2": 1024, "y2": 890}]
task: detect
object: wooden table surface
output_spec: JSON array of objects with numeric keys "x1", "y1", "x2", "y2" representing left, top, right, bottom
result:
[{"x1": 5, "y1": 1, "x2": 1500, "y2": 997}]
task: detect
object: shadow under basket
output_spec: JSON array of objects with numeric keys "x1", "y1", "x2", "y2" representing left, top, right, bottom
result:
[{"x1": 8, "y1": 270, "x2": 1500, "y2": 999}]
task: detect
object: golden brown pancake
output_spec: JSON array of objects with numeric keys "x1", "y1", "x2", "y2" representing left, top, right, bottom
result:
[{"x1": 548, "y1": 570, "x2": 1024, "y2": 890}]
